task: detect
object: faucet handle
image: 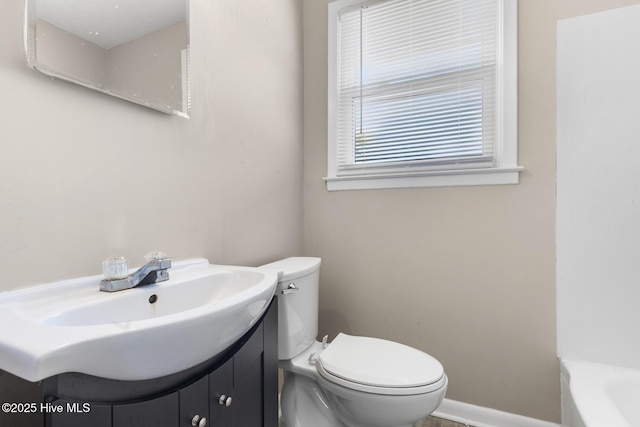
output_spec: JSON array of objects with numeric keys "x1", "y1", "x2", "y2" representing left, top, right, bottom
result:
[
  {"x1": 102, "y1": 256, "x2": 129, "y2": 280},
  {"x1": 144, "y1": 251, "x2": 168, "y2": 262}
]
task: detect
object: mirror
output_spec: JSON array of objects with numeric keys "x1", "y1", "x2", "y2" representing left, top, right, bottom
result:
[{"x1": 25, "y1": 0, "x2": 190, "y2": 117}]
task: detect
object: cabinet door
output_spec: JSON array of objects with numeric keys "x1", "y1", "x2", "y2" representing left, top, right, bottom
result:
[
  {"x1": 48, "y1": 399, "x2": 111, "y2": 427},
  {"x1": 232, "y1": 355, "x2": 263, "y2": 427},
  {"x1": 209, "y1": 357, "x2": 233, "y2": 426},
  {"x1": 233, "y1": 323, "x2": 264, "y2": 427},
  {"x1": 180, "y1": 376, "x2": 209, "y2": 427},
  {"x1": 112, "y1": 392, "x2": 178, "y2": 427},
  {"x1": 209, "y1": 301, "x2": 275, "y2": 427}
]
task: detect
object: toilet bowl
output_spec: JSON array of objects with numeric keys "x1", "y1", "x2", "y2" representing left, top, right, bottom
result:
[{"x1": 261, "y1": 257, "x2": 447, "y2": 427}]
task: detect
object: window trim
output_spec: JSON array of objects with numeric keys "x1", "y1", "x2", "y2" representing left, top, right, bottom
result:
[{"x1": 325, "y1": 0, "x2": 521, "y2": 191}]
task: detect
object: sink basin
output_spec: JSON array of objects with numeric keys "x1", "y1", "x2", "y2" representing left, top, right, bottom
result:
[{"x1": 0, "y1": 259, "x2": 277, "y2": 382}]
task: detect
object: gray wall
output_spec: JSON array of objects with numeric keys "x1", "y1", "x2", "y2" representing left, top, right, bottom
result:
[
  {"x1": 0, "y1": 0, "x2": 303, "y2": 290},
  {"x1": 302, "y1": 0, "x2": 640, "y2": 423}
]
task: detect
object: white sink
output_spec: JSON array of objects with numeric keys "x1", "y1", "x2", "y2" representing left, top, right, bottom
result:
[{"x1": 0, "y1": 259, "x2": 277, "y2": 382}]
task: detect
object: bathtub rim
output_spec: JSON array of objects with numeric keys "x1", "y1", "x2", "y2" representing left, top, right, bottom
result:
[{"x1": 560, "y1": 358, "x2": 638, "y2": 427}]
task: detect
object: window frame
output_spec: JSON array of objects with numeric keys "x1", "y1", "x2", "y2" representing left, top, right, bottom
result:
[{"x1": 326, "y1": 0, "x2": 521, "y2": 191}]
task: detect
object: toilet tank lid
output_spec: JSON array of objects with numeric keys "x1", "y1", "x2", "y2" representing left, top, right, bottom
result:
[{"x1": 260, "y1": 257, "x2": 321, "y2": 281}]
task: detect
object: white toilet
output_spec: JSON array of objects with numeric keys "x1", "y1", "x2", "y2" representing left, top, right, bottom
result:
[{"x1": 261, "y1": 257, "x2": 447, "y2": 427}]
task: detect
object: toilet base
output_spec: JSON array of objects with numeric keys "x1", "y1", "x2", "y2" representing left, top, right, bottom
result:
[
  {"x1": 280, "y1": 369, "x2": 445, "y2": 427},
  {"x1": 281, "y1": 372, "x2": 345, "y2": 427}
]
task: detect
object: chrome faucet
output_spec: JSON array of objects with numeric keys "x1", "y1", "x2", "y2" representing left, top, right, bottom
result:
[{"x1": 100, "y1": 255, "x2": 172, "y2": 292}]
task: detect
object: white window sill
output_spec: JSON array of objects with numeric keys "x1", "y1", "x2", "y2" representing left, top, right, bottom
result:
[{"x1": 324, "y1": 166, "x2": 524, "y2": 191}]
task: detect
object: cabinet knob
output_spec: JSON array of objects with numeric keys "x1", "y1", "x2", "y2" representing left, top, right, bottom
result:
[
  {"x1": 191, "y1": 415, "x2": 207, "y2": 427},
  {"x1": 218, "y1": 394, "x2": 233, "y2": 407}
]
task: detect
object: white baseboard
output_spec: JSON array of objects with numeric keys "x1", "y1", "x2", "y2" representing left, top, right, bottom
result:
[{"x1": 432, "y1": 398, "x2": 560, "y2": 427}]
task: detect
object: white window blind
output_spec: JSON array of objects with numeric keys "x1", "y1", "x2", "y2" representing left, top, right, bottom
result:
[{"x1": 335, "y1": 0, "x2": 498, "y2": 173}]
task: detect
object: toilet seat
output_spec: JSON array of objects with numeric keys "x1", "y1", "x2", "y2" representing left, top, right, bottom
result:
[{"x1": 316, "y1": 333, "x2": 446, "y2": 396}]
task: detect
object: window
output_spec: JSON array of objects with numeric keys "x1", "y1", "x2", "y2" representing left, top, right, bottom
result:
[{"x1": 326, "y1": 0, "x2": 520, "y2": 190}]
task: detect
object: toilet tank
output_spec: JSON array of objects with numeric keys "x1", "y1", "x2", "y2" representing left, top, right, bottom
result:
[{"x1": 260, "y1": 257, "x2": 321, "y2": 360}]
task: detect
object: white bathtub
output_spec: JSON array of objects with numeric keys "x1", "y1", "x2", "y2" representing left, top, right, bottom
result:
[{"x1": 561, "y1": 359, "x2": 640, "y2": 427}]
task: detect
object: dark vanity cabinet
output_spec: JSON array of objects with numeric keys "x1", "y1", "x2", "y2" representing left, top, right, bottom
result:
[{"x1": 0, "y1": 298, "x2": 278, "y2": 427}]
